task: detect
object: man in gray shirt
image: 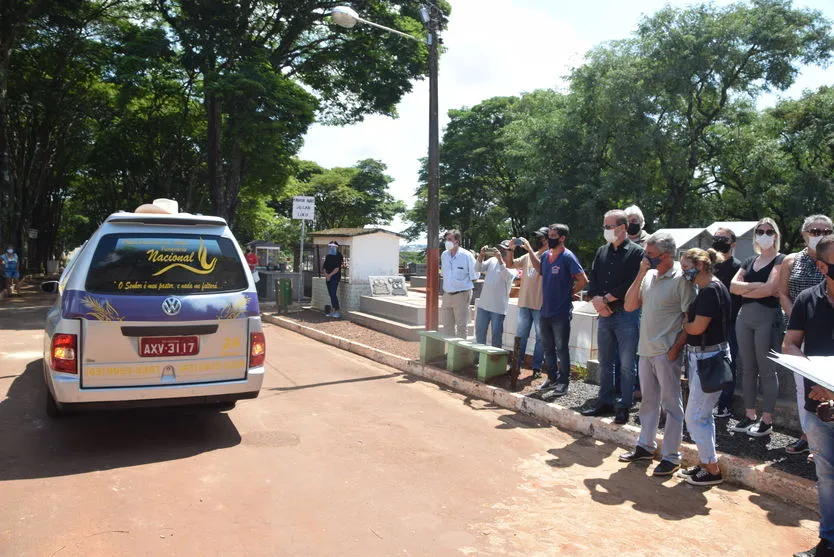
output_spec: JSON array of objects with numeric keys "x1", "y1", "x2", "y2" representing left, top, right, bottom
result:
[{"x1": 620, "y1": 231, "x2": 695, "y2": 476}]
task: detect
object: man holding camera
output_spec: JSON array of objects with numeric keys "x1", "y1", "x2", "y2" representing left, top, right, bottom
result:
[
  {"x1": 512, "y1": 227, "x2": 549, "y2": 375},
  {"x1": 783, "y1": 235, "x2": 834, "y2": 557},
  {"x1": 474, "y1": 240, "x2": 517, "y2": 348},
  {"x1": 517, "y1": 224, "x2": 587, "y2": 396}
]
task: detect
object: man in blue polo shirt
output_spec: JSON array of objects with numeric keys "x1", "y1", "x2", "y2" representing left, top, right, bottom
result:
[{"x1": 517, "y1": 224, "x2": 587, "y2": 396}]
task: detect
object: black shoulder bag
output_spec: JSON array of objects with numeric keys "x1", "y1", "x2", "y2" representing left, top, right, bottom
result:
[{"x1": 695, "y1": 283, "x2": 734, "y2": 393}]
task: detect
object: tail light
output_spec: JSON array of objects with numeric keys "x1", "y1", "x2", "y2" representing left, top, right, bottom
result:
[
  {"x1": 52, "y1": 334, "x2": 78, "y2": 374},
  {"x1": 249, "y1": 332, "x2": 266, "y2": 368}
]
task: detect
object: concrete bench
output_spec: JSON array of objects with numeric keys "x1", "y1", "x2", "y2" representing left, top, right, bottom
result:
[
  {"x1": 447, "y1": 339, "x2": 509, "y2": 382},
  {"x1": 418, "y1": 330, "x2": 459, "y2": 363}
]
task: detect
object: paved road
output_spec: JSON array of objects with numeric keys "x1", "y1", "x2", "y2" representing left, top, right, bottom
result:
[{"x1": 0, "y1": 285, "x2": 820, "y2": 556}]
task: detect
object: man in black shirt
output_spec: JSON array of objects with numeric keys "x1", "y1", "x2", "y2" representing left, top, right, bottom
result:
[
  {"x1": 712, "y1": 228, "x2": 742, "y2": 417},
  {"x1": 783, "y1": 235, "x2": 834, "y2": 557},
  {"x1": 583, "y1": 209, "x2": 645, "y2": 423}
]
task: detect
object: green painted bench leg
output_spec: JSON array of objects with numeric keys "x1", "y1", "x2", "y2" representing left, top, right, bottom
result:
[
  {"x1": 477, "y1": 352, "x2": 509, "y2": 382},
  {"x1": 447, "y1": 343, "x2": 474, "y2": 372},
  {"x1": 420, "y1": 336, "x2": 446, "y2": 363}
]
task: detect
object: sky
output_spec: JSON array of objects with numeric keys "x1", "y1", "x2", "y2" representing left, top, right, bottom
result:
[{"x1": 298, "y1": 0, "x2": 834, "y2": 239}]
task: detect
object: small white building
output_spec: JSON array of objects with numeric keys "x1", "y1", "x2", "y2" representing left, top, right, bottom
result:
[
  {"x1": 706, "y1": 221, "x2": 759, "y2": 262},
  {"x1": 310, "y1": 228, "x2": 404, "y2": 311},
  {"x1": 653, "y1": 228, "x2": 715, "y2": 257}
]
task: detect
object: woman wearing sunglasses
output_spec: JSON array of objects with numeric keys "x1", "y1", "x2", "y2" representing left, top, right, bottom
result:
[
  {"x1": 778, "y1": 214, "x2": 833, "y2": 455},
  {"x1": 730, "y1": 217, "x2": 785, "y2": 437}
]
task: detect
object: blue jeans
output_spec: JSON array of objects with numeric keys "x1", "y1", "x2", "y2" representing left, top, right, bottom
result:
[
  {"x1": 685, "y1": 349, "x2": 724, "y2": 464},
  {"x1": 807, "y1": 410, "x2": 834, "y2": 544},
  {"x1": 597, "y1": 310, "x2": 640, "y2": 408},
  {"x1": 326, "y1": 274, "x2": 341, "y2": 311},
  {"x1": 475, "y1": 307, "x2": 505, "y2": 348},
  {"x1": 717, "y1": 322, "x2": 739, "y2": 411},
  {"x1": 540, "y1": 314, "x2": 571, "y2": 385},
  {"x1": 516, "y1": 307, "x2": 544, "y2": 370}
]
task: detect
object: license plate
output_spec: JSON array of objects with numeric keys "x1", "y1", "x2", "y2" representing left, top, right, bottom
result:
[{"x1": 139, "y1": 336, "x2": 199, "y2": 357}]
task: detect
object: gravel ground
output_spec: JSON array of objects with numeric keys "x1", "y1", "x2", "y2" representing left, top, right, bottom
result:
[{"x1": 274, "y1": 308, "x2": 816, "y2": 482}]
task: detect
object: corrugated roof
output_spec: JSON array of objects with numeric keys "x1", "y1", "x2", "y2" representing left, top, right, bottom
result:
[
  {"x1": 653, "y1": 228, "x2": 714, "y2": 248},
  {"x1": 310, "y1": 227, "x2": 405, "y2": 238},
  {"x1": 705, "y1": 221, "x2": 759, "y2": 236}
]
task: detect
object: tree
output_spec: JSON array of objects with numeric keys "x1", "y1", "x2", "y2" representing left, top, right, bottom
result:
[{"x1": 152, "y1": 0, "x2": 448, "y2": 226}]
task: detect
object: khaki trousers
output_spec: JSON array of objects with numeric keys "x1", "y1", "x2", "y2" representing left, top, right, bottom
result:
[{"x1": 441, "y1": 290, "x2": 471, "y2": 338}]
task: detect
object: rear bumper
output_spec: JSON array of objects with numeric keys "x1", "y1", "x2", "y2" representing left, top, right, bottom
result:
[{"x1": 49, "y1": 366, "x2": 264, "y2": 407}]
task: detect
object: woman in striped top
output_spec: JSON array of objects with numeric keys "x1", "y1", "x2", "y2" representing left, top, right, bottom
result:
[{"x1": 778, "y1": 214, "x2": 833, "y2": 455}]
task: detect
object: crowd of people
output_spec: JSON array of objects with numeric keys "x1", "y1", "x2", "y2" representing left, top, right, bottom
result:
[{"x1": 439, "y1": 209, "x2": 834, "y2": 557}]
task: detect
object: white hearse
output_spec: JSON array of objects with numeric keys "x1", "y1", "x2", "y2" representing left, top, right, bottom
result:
[{"x1": 41, "y1": 200, "x2": 265, "y2": 417}]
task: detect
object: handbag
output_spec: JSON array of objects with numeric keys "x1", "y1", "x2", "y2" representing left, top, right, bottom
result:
[{"x1": 694, "y1": 284, "x2": 733, "y2": 394}]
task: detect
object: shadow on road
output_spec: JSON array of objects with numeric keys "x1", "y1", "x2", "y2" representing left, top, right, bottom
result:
[
  {"x1": 546, "y1": 433, "x2": 617, "y2": 469},
  {"x1": 0, "y1": 359, "x2": 241, "y2": 481},
  {"x1": 269, "y1": 372, "x2": 402, "y2": 392}
]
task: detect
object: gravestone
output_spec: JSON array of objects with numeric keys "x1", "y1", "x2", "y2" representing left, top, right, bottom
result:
[{"x1": 369, "y1": 276, "x2": 408, "y2": 296}]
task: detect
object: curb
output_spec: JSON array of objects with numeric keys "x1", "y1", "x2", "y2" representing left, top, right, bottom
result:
[{"x1": 262, "y1": 313, "x2": 819, "y2": 512}]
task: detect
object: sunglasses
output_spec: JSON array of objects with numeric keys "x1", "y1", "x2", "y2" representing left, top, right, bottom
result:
[
  {"x1": 755, "y1": 229, "x2": 776, "y2": 236},
  {"x1": 603, "y1": 224, "x2": 621, "y2": 230},
  {"x1": 806, "y1": 228, "x2": 833, "y2": 237},
  {"x1": 713, "y1": 235, "x2": 731, "y2": 242}
]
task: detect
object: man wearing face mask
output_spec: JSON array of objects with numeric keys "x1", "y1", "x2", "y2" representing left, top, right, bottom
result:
[
  {"x1": 620, "y1": 232, "x2": 694, "y2": 476},
  {"x1": 517, "y1": 224, "x2": 588, "y2": 396},
  {"x1": 441, "y1": 229, "x2": 479, "y2": 338},
  {"x1": 512, "y1": 227, "x2": 550, "y2": 375},
  {"x1": 783, "y1": 234, "x2": 834, "y2": 557},
  {"x1": 625, "y1": 205, "x2": 650, "y2": 248},
  {"x1": 1, "y1": 246, "x2": 20, "y2": 295},
  {"x1": 712, "y1": 228, "x2": 743, "y2": 419},
  {"x1": 322, "y1": 242, "x2": 344, "y2": 318},
  {"x1": 584, "y1": 210, "x2": 645, "y2": 423}
]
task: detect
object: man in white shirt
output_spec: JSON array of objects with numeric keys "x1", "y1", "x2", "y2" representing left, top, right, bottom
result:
[
  {"x1": 441, "y1": 229, "x2": 479, "y2": 338},
  {"x1": 475, "y1": 240, "x2": 516, "y2": 348}
]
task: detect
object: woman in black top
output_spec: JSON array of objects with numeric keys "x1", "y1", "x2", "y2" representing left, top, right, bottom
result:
[
  {"x1": 681, "y1": 248, "x2": 733, "y2": 486},
  {"x1": 712, "y1": 227, "x2": 743, "y2": 418},
  {"x1": 730, "y1": 217, "x2": 785, "y2": 437},
  {"x1": 323, "y1": 242, "x2": 344, "y2": 318}
]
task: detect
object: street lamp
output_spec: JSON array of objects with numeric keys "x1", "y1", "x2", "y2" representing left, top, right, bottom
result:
[{"x1": 330, "y1": 5, "x2": 441, "y2": 332}]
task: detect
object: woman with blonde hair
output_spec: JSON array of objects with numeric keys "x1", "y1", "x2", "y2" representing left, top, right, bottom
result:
[
  {"x1": 680, "y1": 248, "x2": 732, "y2": 486},
  {"x1": 730, "y1": 217, "x2": 785, "y2": 437},
  {"x1": 778, "y1": 214, "x2": 833, "y2": 455}
]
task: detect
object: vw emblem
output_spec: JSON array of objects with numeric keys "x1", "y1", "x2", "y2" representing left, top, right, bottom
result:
[{"x1": 161, "y1": 297, "x2": 182, "y2": 316}]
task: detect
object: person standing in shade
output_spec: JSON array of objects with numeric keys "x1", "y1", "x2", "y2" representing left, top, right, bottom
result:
[
  {"x1": 441, "y1": 229, "x2": 479, "y2": 338},
  {"x1": 730, "y1": 217, "x2": 785, "y2": 437},
  {"x1": 322, "y1": 241, "x2": 344, "y2": 318},
  {"x1": 474, "y1": 241, "x2": 516, "y2": 348},
  {"x1": 712, "y1": 228, "x2": 743, "y2": 418},
  {"x1": 583, "y1": 210, "x2": 645, "y2": 424},
  {"x1": 625, "y1": 205, "x2": 650, "y2": 248},
  {"x1": 783, "y1": 234, "x2": 834, "y2": 557},
  {"x1": 779, "y1": 214, "x2": 833, "y2": 456},
  {"x1": 679, "y1": 248, "x2": 733, "y2": 487},
  {"x1": 619, "y1": 232, "x2": 694, "y2": 477},
  {"x1": 517, "y1": 224, "x2": 587, "y2": 397},
  {"x1": 513, "y1": 227, "x2": 549, "y2": 375},
  {"x1": 1, "y1": 246, "x2": 20, "y2": 295}
]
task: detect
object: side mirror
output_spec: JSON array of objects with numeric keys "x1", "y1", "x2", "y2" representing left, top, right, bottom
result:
[{"x1": 41, "y1": 281, "x2": 59, "y2": 294}]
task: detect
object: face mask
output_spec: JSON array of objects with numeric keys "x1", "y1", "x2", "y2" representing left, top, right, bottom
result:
[
  {"x1": 603, "y1": 228, "x2": 618, "y2": 243},
  {"x1": 328, "y1": 246, "x2": 337, "y2": 255},
  {"x1": 6, "y1": 249, "x2": 12, "y2": 254},
  {"x1": 646, "y1": 256, "x2": 662, "y2": 269},
  {"x1": 756, "y1": 234, "x2": 774, "y2": 250},
  {"x1": 683, "y1": 268, "x2": 698, "y2": 282},
  {"x1": 627, "y1": 223, "x2": 641, "y2": 236},
  {"x1": 808, "y1": 235, "x2": 822, "y2": 251},
  {"x1": 712, "y1": 239, "x2": 731, "y2": 253},
  {"x1": 444, "y1": 240, "x2": 455, "y2": 251},
  {"x1": 547, "y1": 237, "x2": 560, "y2": 249}
]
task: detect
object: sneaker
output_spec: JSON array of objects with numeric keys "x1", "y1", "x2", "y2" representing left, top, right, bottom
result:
[
  {"x1": 684, "y1": 467, "x2": 723, "y2": 487},
  {"x1": 537, "y1": 378, "x2": 555, "y2": 391},
  {"x1": 552, "y1": 383, "x2": 569, "y2": 397},
  {"x1": 747, "y1": 421, "x2": 773, "y2": 437},
  {"x1": 731, "y1": 416, "x2": 757, "y2": 432},
  {"x1": 652, "y1": 460, "x2": 680, "y2": 477},
  {"x1": 618, "y1": 445, "x2": 654, "y2": 463},
  {"x1": 614, "y1": 408, "x2": 629, "y2": 425},
  {"x1": 325, "y1": 312, "x2": 332, "y2": 317},
  {"x1": 677, "y1": 465, "x2": 701, "y2": 478},
  {"x1": 331, "y1": 311, "x2": 341, "y2": 319},
  {"x1": 714, "y1": 407, "x2": 732, "y2": 418},
  {"x1": 786, "y1": 438, "x2": 809, "y2": 455}
]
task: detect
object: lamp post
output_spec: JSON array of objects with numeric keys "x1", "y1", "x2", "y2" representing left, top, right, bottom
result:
[{"x1": 330, "y1": 5, "x2": 441, "y2": 332}]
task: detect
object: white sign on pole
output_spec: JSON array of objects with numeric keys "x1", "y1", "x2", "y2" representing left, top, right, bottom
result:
[{"x1": 292, "y1": 196, "x2": 315, "y2": 220}]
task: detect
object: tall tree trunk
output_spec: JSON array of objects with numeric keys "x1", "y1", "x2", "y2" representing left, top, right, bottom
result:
[{"x1": 206, "y1": 89, "x2": 223, "y2": 219}]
